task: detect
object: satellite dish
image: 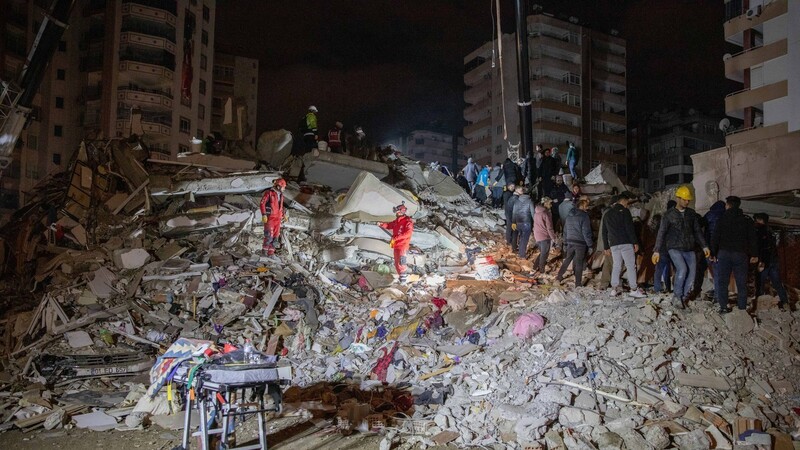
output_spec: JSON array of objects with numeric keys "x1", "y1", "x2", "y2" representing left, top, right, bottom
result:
[
  {"x1": 718, "y1": 118, "x2": 731, "y2": 132},
  {"x1": 723, "y1": 53, "x2": 732, "y2": 61}
]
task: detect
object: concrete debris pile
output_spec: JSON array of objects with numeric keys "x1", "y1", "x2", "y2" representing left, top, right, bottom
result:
[{"x1": 0, "y1": 139, "x2": 798, "y2": 450}]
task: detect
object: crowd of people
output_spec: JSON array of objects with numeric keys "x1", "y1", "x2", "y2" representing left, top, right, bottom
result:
[{"x1": 453, "y1": 143, "x2": 790, "y2": 314}]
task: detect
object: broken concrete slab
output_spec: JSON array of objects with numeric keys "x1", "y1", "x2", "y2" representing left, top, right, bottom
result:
[
  {"x1": 675, "y1": 373, "x2": 731, "y2": 391},
  {"x1": 302, "y1": 152, "x2": 389, "y2": 192},
  {"x1": 333, "y1": 171, "x2": 418, "y2": 221},
  {"x1": 112, "y1": 248, "x2": 151, "y2": 270}
]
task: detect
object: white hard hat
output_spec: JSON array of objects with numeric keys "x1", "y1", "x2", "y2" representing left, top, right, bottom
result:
[
  {"x1": 335, "y1": 121, "x2": 343, "y2": 128},
  {"x1": 308, "y1": 105, "x2": 318, "y2": 112}
]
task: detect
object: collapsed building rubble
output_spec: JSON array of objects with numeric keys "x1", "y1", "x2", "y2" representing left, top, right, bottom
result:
[{"x1": 0, "y1": 136, "x2": 798, "y2": 449}]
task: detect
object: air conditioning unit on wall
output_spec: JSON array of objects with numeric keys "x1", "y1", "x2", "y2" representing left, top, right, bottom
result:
[{"x1": 746, "y1": 5, "x2": 762, "y2": 19}]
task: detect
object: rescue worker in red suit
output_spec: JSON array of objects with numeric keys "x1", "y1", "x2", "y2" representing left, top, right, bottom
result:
[
  {"x1": 327, "y1": 121, "x2": 344, "y2": 154},
  {"x1": 260, "y1": 178, "x2": 286, "y2": 255},
  {"x1": 379, "y1": 203, "x2": 414, "y2": 284}
]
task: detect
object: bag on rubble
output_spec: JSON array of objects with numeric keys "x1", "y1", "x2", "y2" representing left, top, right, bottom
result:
[{"x1": 512, "y1": 313, "x2": 545, "y2": 339}]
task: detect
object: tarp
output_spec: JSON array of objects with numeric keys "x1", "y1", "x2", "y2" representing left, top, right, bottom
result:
[{"x1": 333, "y1": 171, "x2": 419, "y2": 222}]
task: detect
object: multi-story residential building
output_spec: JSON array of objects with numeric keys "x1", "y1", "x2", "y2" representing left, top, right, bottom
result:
[
  {"x1": 1, "y1": 0, "x2": 215, "y2": 211},
  {"x1": 692, "y1": 0, "x2": 799, "y2": 226},
  {"x1": 637, "y1": 109, "x2": 724, "y2": 193},
  {"x1": 383, "y1": 129, "x2": 466, "y2": 172},
  {"x1": 211, "y1": 51, "x2": 258, "y2": 148},
  {"x1": 463, "y1": 12, "x2": 628, "y2": 180}
]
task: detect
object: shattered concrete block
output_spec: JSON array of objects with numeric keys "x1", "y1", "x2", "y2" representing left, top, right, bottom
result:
[
  {"x1": 674, "y1": 429, "x2": 710, "y2": 450},
  {"x1": 724, "y1": 309, "x2": 754, "y2": 335},
  {"x1": 112, "y1": 248, "x2": 151, "y2": 269},
  {"x1": 596, "y1": 432, "x2": 624, "y2": 450},
  {"x1": 642, "y1": 425, "x2": 670, "y2": 450},
  {"x1": 436, "y1": 226, "x2": 465, "y2": 253},
  {"x1": 675, "y1": 373, "x2": 731, "y2": 390}
]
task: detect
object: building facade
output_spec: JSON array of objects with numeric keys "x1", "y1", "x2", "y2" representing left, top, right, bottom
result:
[
  {"x1": 383, "y1": 129, "x2": 466, "y2": 172},
  {"x1": 638, "y1": 109, "x2": 724, "y2": 193},
  {"x1": 463, "y1": 12, "x2": 628, "y2": 180},
  {"x1": 1, "y1": 0, "x2": 215, "y2": 210},
  {"x1": 692, "y1": 0, "x2": 800, "y2": 226},
  {"x1": 211, "y1": 51, "x2": 258, "y2": 148}
]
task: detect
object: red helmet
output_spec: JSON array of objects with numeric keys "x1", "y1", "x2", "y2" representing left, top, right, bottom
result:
[
  {"x1": 393, "y1": 203, "x2": 407, "y2": 214},
  {"x1": 273, "y1": 178, "x2": 287, "y2": 189}
]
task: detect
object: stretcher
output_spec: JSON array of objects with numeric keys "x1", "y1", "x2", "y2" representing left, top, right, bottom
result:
[{"x1": 172, "y1": 359, "x2": 292, "y2": 450}]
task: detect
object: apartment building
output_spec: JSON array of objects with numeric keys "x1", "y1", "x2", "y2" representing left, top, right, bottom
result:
[
  {"x1": 1, "y1": 0, "x2": 215, "y2": 210},
  {"x1": 638, "y1": 109, "x2": 724, "y2": 193},
  {"x1": 463, "y1": 12, "x2": 628, "y2": 180},
  {"x1": 692, "y1": 0, "x2": 800, "y2": 225},
  {"x1": 210, "y1": 51, "x2": 258, "y2": 148},
  {"x1": 383, "y1": 129, "x2": 466, "y2": 172}
]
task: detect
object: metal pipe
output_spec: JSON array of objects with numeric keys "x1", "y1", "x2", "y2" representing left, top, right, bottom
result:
[{"x1": 513, "y1": 0, "x2": 534, "y2": 183}]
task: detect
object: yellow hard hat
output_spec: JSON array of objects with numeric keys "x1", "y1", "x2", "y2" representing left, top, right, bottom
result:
[{"x1": 675, "y1": 185, "x2": 693, "y2": 201}]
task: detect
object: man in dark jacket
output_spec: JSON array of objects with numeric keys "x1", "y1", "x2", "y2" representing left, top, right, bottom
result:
[
  {"x1": 502, "y1": 157, "x2": 519, "y2": 187},
  {"x1": 711, "y1": 196, "x2": 758, "y2": 313},
  {"x1": 753, "y1": 213, "x2": 789, "y2": 310},
  {"x1": 504, "y1": 185, "x2": 521, "y2": 250},
  {"x1": 651, "y1": 186, "x2": 710, "y2": 309},
  {"x1": 601, "y1": 191, "x2": 646, "y2": 298},
  {"x1": 556, "y1": 198, "x2": 593, "y2": 286},
  {"x1": 464, "y1": 158, "x2": 479, "y2": 196},
  {"x1": 511, "y1": 189, "x2": 536, "y2": 258},
  {"x1": 538, "y1": 147, "x2": 558, "y2": 200},
  {"x1": 549, "y1": 176, "x2": 571, "y2": 227}
]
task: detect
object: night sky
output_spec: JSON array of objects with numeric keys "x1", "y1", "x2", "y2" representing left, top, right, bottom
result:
[{"x1": 215, "y1": 0, "x2": 738, "y2": 143}]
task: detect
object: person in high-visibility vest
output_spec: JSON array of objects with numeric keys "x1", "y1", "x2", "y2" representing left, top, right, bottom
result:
[
  {"x1": 299, "y1": 105, "x2": 318, "y2": 151},
  {"x1": 327, "y1": 121, "x2": 343, "y2": 153}
]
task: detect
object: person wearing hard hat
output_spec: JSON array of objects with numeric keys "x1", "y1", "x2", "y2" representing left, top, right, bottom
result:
[
  {"x1": 379, "y1": 202, "x2": 414, "y2": 284},
  {"x1": 259, "y1": 178, "x2": 287, "y2": 256},
  {"x1": 327, "y1": 121, "x2": 344, "y2": 154},
  {"x1": 652, "y1": 185, "x2": 710, "y2": 309},
  {"x1": 300, "y1": 106, "x2": 318, "y2": 152}
]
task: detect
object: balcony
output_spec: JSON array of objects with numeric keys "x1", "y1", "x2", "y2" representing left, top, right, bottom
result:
[
  {"x1": 725, "y1": 80, "x2": 787, "y2": 115},
  {"x1": 725, "y1": 121, "x2": 788, "y2": 147},
  {"x1": 592, "y1": 66, "x2": 626, "y2": 87},
  {"x1": 120, "y1": 32, "x2": 177, "y2": 53},
  {"x1": 724, "y1": 39, "x2": 787, "y2": 83},
  {"x1": 596, "y1": 110, "x2": 626, "y2": 126},
  {"x1": 593, "y1": 52, "x2": 625, "y2": 68},
  {"x1": 534, "y1": 117, "x2": 580, "y2": 136},
  {"x1": 117, "y1": 107, "x2": 172, "y2": 136},
  {"x1": 531, "y1": 34, "x2": 581, "y2": 56},
  {"x1": 532, "y1": 76, "x2": 581, "y2": 96},
  {"x1": 531, "y1": 53, "x2": 579, "y2": 72},
  {"x1": 593, "y1": 89, "x2": 626, "y2": 106},
  {"x1": 463, "y1": 116, "x2": 492, "y2": 137},
  {"x1": 122, "y1": 0, "x2": 178, "y2": 26},
  {"x1": 464, "y1": 59, "x2": 492, "y2": 86},
  {"x1": 82, "y1": 86, "x2": 103, "y2": 102},
  {"x1": 464, "y1": 78, "x2": 490, "y2": 104},
  {"x1": 83, "y1": 0, "x2": 107, "y2": 16},
  {"x1": 724, "y1": 0, "x2": 787, "y2": 45},
  {"x1": 117, "y1": 119, "x2": 172, "y2": 136},
  {"x1": 463, "y1": 137, "x2": 492, "y2": 154},
  {"x1": 464, "y1": 97, "x2": 491, "y2": 120},
  {"x1": 593, "y1": 130, "x2": 626, "y2": 146},
  {"x1": 534, "y1": 99, "x2": 580, "y2": 116},
  {"x1": 121, "y1": 17, "x2": 176, "y2": 43},
  {"x1": 80, "y1": 55, "x2": 104, "y2": 72},
  {"x1": 117, "y1": 86, "x2": 173, "y2": 109},
  {"x1": 119, "y1": 60, "x2": 175, "y2": 82}
]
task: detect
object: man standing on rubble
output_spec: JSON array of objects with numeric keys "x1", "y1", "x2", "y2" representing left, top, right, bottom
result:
[
  {"x1": 260, "y1": 178, "x2": 287, "y2": 256},
  {"x1": 602, "y1": 192, "x2": 647, "y2": 298},
  {"x1": 549, "y1": 175, "x2": 570, "y2": 227},
  {"x1": 300, "y1": 106, "x2": 318, "y2": 152},
  {"x1": 505, "y1": 184, "x2": 522, "y2": 251},
  {"x1": 533, "y1": 197, "x2": 558, "y2": 273},
  {"x1": 555, "y1": 198, "x2": 593, "y2": 286},
  {"x1": 380, "y1": 203, "x2": 414, "y2": 284},
  {"x1": 490, "y1": 162, "x2": 505, "y2": 208},
  {"x1": 651, "y1": 186, "x2": 710, "y2": 309},
  {"x1": 463, "y1": 157, "x2": 479, "y2": 197},
  {"x1": 753, "y1": 213, "x2": 789, "y2": 310},
  {"x1": 511, "y1": 188, "x2": 536, "y2": 258},
  {"x1": 538, "y1": 148, "x2": 558, "y2": 201},
  {"x1": 327, "y1": 121, "x2": 344, "y2": 154},
  {"x1": 711, "y1": 196, "x2": 758, "y2": 313}
]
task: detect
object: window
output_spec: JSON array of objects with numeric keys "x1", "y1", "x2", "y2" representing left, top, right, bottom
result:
[
  {"x1": 55, "y1": 97, "x2": 64, "y2": 109},
  {"x1": 562, "y1": 72, "x2": 581, "y2": 85},
  {"x1": 54, "y1": 125, "x2": 63, "y2": 137},
  {"x1": 200, "y1": 54, "x2": 207, "y2": 70},
  {"x1": 179, "y1": 117, "x2": 190, "y2": 134},
  {"x1": 53, "y1": 154, "x2": 61, "y2": 165},
  {"x1": 28, "y1": 134, "x2": 38, "y2": 150},
  {"x1": 58, "y1": 40, "x2": 66, "y2": 52},
  {"x1": 201, "y1": 30, "x2": 208, "y2": 46},
  {"x1": 561, "y1": 93, "x2": 580, "y2": 106},
  {"x1": 495, "y1": 145, "x2": 502, "y2": 155},
  {"x1": 179, "y1": 144, "x2": 189, "y2": 153},
  {"x1": 496, "y1": 125, "x2": 502, "y2": 135},
  {"x1": 198, "y1": 104, "x2": 205, "y2": 119},
  {"x1": 56, "y1": 69, "x2": 65, "y2": 80},
  {"x1": 203, "y1": 5, "x2": 210, "y2": 22},
  {"x1": 199, "y1": 79, "x2": 206, "y2": 95},
  {"x1": 197, "y1": 129, "x2": 204, "y2": 138}
]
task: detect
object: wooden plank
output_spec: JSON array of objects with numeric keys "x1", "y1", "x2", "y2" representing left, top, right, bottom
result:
[
  {"x1": 112, "y1": 179, "x2": 150, "y2": 214},
  {"x1": 50, "y1": 304, "x2": 129, "y2": 335}
]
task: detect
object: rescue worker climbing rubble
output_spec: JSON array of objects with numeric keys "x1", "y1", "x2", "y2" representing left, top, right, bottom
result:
[
  {"x1": 379, "y1": 202, "x2": 414, "y2": 284},
  {"x1": 260, "y1": 178, "x2": 286, "y2": 256}
]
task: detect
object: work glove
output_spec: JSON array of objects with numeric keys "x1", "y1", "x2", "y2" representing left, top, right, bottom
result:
[
  {"x1": 757, "y1": 262, "x2": 765, "y2": 272},
  {"x1": 389, "y1": 238, "x2": 395, "y2": 249},
  {"x1": 511, "y1": 224, "x2": 517, "y2": 231},
  {"x1": 282, "y1": 214, "x2": 288, "y2": 223},
  {"x1": 261, "y1": 216, "x2": 268, "y2": 224},
  {"x1": 651, "y1": 252, "x2": 660, "y2": 265},
  {"x1": 703, "y1": 247, "x2": 711, "y2": 259}
]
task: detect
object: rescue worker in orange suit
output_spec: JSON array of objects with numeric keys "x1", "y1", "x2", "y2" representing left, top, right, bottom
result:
[
  {"x1": 379, "y1": 203, "x2": 414, "y2": 284},
  {"x1": 327, "y1": 121, "x2": 344, "y2": 154},
  {"x1": 259, "y1": 178, "x2": 286, "y2": 255}
]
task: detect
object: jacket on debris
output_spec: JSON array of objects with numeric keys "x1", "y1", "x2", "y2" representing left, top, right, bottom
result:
[
  {"x1": 711, "y1": 207, "x2": 757, "y2": 256},
  {"x1": 563, "y1": 206, "x2": 593, "y2": 248},
  {"x1": 601, "y1": 203, "x2": 638, "y2": 249},
  {"x1": 653, "y1": 207, "x2": 707, "y2": 252},
  {"x1": 533, "y1": 205, "x2": 557, "y2": 242},
  {"x1": 511, "y1": 194, "x2": 535, "y2": 225},
  {"x1": 259, "y1": 188, "x2": 284, "y2": 221},
  {"x1": 380, "y1": 215, "x2": 414, "y2": 251}
]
